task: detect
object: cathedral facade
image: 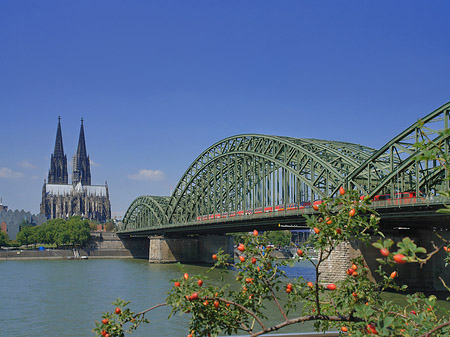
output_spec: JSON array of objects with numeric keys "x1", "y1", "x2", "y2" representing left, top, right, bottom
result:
[{"x1": 40, "y1": 117, "x2": 111, "y2": 222}]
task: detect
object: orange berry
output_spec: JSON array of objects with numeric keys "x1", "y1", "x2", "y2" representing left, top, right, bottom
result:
[
  {"x1": 313, "y1": 227, "x2": 320, "y2": 234},
  {"x1": 341, "y1": 326, "x2": 348, "y2": 332},
  {"x1": 339, "y1": 186, "x2": 345, "y2": 195},
  {"x1": 390, "y1": 271, "x2": 397, "y2": 278},
  {"x1": 212, "y1": 254, "x2": 218, "y2": 260},
  {"x1": 239, "y1": 255, "x2": 245, "y2": 262},
  {"x1": 252, "y1": 230, "x2": 258, "y2": 236}
]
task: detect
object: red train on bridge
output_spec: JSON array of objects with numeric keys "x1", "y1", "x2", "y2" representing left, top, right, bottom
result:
[{"x1": 195, "y1": 191, "x2": 423, "y2": 221}]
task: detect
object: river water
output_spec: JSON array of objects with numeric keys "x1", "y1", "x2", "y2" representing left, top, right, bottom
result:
[{"x1": 0, "y1": 258, "x2": 319, "y2": 337}]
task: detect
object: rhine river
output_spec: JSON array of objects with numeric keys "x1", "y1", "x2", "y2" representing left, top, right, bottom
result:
[
  {"x1": 2, "y1": 258, "x2": 449, "y2": 337},
  {"x1": 0, "y1": 258, "x2": 319, "y2": 337}
]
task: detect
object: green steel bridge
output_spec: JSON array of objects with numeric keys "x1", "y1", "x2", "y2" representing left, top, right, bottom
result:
[{"x1": 119, "y1": 101, "x2": 450, "y2": 237}]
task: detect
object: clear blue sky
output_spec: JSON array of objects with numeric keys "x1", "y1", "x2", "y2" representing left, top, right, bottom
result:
[{"x1": 1, "y1": 1, "x2": 450, "y2": 218}]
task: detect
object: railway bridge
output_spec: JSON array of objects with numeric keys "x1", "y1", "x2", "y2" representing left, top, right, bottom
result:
[{"x1": 118, "y1": 101, "x2": 450, "y2": 292}]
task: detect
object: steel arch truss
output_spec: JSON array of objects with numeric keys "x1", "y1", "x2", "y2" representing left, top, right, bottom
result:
[
  {"x1": 347, "y1": 102, "x2": 450, "y2": 198},
  {"x1": 166, "y1": 135, "x2": 376, "y2": 224},
  {"x1": 121, "y1": 196, "x2": 170, "y2": 230}
]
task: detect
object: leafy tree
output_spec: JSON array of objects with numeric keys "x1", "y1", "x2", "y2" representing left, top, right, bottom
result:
[
  {"x1": 0, "y1": 231, "x2": 9, "y2": 246},
  {"x1": 265, "y1": 230, "x2": 291, "y2": 247},
  {"x1": 16, "y1": 226, "x2": 33, "y2": 247}
]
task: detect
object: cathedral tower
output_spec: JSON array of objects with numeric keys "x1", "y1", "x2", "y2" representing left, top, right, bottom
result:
[
  {"x1": 72, "y1": 118, "x2": 91, "y2": 185},
  {"x1": 41, "y1": 117, "x2": 111, "y2": 222},
  {"x1": 47, "y1": 116, "x2": 68, "y2": 184}
]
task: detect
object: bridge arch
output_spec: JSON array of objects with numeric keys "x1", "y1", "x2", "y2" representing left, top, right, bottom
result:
[
  {"x1": 166, "y1": 134, "x2": 376, "y2": 224},
  {"x1": 347, "y1": 101, "x2": 450, "y2": 198},
  {"x1": 121, "y1": 195, "x2": 170, "y2": 230}
]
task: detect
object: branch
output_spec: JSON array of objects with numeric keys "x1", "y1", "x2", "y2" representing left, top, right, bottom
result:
[
  {"x1": 135, "y1": 302, "x2": 167, "y2": 316},
  {"x1": 250, "y1": 314, "x2": 364, "y2": 337},
  {"x1": 262, "y1": 278, "x2": 288, "y2": 321},
  {"x1": 417, "y1": 321, "x2": 450, "y2": 337},
  {"x1": 205, "y1": 297, "x2": 267, "y2": 331}
]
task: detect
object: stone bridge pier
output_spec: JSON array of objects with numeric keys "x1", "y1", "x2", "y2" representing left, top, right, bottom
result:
[
  {"x1": 318, "y1": 227, "x2": 450, "y2": 294},
  {"x1": 148, "y1": 234, "x2": 234, "y2": 264}
]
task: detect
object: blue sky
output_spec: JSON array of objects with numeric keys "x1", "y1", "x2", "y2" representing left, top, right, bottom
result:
[{"x1": 1, "y1": 1, "x2": 450, "y2": 218}]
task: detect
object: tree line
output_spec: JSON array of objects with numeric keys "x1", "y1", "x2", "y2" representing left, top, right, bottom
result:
[{"x1": 16, "y1": 216, "x2": 91, "y2": 248}]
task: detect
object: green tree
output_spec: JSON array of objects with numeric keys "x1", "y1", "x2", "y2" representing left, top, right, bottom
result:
[
  {"x1": 16, "y1": 226, "x2": 33, "y2": 247},
  {"x1": 265, "y1": 230, "x2": 291, "y2": 247},
  {"x1": 0, "y1": 231, "x2": 9, "y2": 246}
]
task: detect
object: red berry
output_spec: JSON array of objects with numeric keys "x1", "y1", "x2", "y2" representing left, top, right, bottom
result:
[
  {"x1": 184, "y1": 273, "x2": 189, "y2": 280},
  {"x1": 286, "y1": 287, "x2": 291, "y2": 293},
  {"x1": 393, "y1": 254, "x2": 407, "y2": 264},
  {"x1": 297, "y1": 249, "x2": 304, "y2": 256},
  {"x1": 286, "y1": 283, "x2": 293, "y2": 290},
  {"x1": 174, "y1": 281, "x2": 181, "y2": 287},
  {"x1": 251, "y1": 257, "x2": 257, "y2": 264},
  {"x1": 443, "y1": 246, "x2": 448, "y2": 252},
  {"x1": 214, "y1": 300, "x2": 219, "y2": 309},
  {"x1": 327, "y1": 283, "x2": 336, "y2": 290},
  {"x1": 252, "y1": 230, "x2": 258, "y2": 236},
  {"x1": 239, "y1": 255, "x2": 245, "y2": 262},
  {"x1": 346, "y1": 268, "x2": 355, "y2": 275},
  {"x1": 237, "y1": 244, "x2": 245, "y2": 252},
  {"x1": 390, "y1": 271, "x2": 398, "y2": 278},
  {"x1": 190, "y1": 292, "x2": 199, "y2": 300},
  {"x1": 102, "y1": 318, "x2": 109, "y2": 324},
  {"x1": 197, "y1": 279, "x2": 203, "y2": 287},
  {"x1": 336, "y1": 228, "x2": 342, "y2": 234},
  {"x1": 366, "y1": 324, "x2": 378, "y2": 334},
  {"x1": 339, "y1": 186, "x2": 345, "y2": 195},
  {"x1": 212, "y1": 254, "x2": 218, "y2": 260},
  {"x1": 380, "y1": 248, "x2": 390, "y2": 257},
  {"x1": 115, "y1": 307, "x2": 121, "y2": 314},
  {"x1": 101, "y1": 330, "x2": 107, "y2": 336},
  {"x1": 307, "y1": 282, "x2": 314, "y2": 288}
]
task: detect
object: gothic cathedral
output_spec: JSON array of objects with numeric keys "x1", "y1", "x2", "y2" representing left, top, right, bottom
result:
[{"x1": 40, "y1": 117, "x2": 111, "y2": 222}]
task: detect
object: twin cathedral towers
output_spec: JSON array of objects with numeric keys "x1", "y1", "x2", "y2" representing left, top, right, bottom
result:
[{"x1": 40, "y1": 117, "x2": 111, "y2": 222}]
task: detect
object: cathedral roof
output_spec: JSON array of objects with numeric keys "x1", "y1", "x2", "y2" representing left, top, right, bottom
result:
[{"x1": 45, "y1": 184, "x2": 108, "y2": 197}]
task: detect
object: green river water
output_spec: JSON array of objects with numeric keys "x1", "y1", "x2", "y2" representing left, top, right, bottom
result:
[{"x1": 0, "y1": 258, "x2": 448, "y2": 337}]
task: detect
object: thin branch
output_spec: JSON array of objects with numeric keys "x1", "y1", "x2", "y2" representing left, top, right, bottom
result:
[
  {"x1": 262, "y1": 278, "x2": 288, "y2": 321},
  {"x1": 250, "y1": 314, "x2": 364, "y2": 337},
  {"x1": 204, "y1": 297, "x2": 267, "y2": 331},
  {"x1": 135, "y1": 302, "x2": 167, "y2": 316},
  {"x1": 417, "y1": 321, "x2": 450, "y2": 337}
]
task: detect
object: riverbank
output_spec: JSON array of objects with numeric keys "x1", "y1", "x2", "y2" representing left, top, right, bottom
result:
[{"x1": 0, "y1": 232, "x2": 144, "y2": 260}]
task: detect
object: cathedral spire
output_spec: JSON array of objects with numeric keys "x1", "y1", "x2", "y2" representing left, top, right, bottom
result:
[
  {"x1": 72, "y1": 118, "x2": 91, "y2": 185},
  {"x1": 47, "y1": 116, "x2": 68, "y2": 184}
]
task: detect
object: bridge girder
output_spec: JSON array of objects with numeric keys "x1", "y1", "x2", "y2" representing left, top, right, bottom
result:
[
  {"x1": 121, "y1": 101, "x2": 450, "y2": 233},
  {"x1": 347, "y1": 101, "x2": 450, "y2": 198}
]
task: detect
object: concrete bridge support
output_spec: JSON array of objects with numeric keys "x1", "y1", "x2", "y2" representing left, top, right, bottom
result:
[
  {"x1": 318, "y1": 229, "x2": 450, "y2": 293},
  {"x1": 148, "y1": 234, "x2": 234, "y2": 264}
]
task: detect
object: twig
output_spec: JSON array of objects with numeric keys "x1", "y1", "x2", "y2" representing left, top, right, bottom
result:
[
  {"x1": 250, "y1": 314, "x2": 364, "y2": 337},
  {"x1": 205, "y1": 297, "x2": 267, "y2": 331},
  {"x1": 417, "y1": 321, "x2": 450, "y2": 337}
]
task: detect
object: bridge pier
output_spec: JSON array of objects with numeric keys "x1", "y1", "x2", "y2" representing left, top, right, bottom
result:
[
  {"x1": 148, "y1": 234, "x2": 234, "y2": 264},
  {"x1": 318, "y1": 228, "x2": 450, "y2": 293}
]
